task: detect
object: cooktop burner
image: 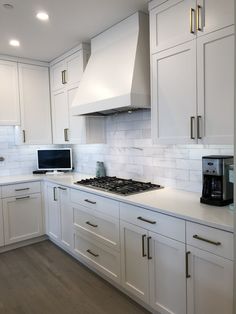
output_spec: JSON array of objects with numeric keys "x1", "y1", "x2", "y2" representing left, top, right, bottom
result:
[{"x1": 74, "y1": 176, "x2": 162, "y2": 196}]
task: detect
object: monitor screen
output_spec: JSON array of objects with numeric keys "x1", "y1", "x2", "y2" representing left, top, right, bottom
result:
[{"x1": 37, "y1": 149, "x2": 72, "y2": 170}]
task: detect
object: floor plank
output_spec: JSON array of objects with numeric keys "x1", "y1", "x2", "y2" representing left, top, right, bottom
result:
[{"x1": 0, "y1": 240, "x2": 150, "y2": 314}]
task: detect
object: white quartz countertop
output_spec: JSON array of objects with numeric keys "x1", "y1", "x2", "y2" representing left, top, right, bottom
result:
[{"x1": 0, "y1": 174, "x2": 234, "y2": 233}]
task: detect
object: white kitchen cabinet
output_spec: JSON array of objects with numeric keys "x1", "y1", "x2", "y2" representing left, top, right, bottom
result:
[
  {"x1": 149, "y1": 0, "x2": 196, "y2": 53},
  {"x1": 0, "y1": 202, "x2": 4, "y2": 247},
  {"x1": 120, "y1": 221, "x2": 149, "y2": 303},
  {"x1": 120, "y1": 220, "x2": 186, "y2": 313},
  {"x1": 46, "y1": 184, "x2": 72, "y2": 250},
  {"x1": 3, "y1": 193, "x2": 43, "y2": 245},
  {"x1": 149, "y1": 232, "x2": 186, "y2": 314},
  {"x1": 50, "y1": 46, "x2": 105, "y2": 144},
  {"x1": 51, "y1": 90, "x2": 69, "y2": 144},
  {"x1": 186, "y1": 246, "x2": 233, "y2": 314},
  {"x1": 149, "y1": 0, "x2": 234, "y2": 54},
  {"x1": 0, "y1": 60, "x2": 20, "y2": 125},
  {"x1": 17, "y1": 63, "x2": 52, "y2": 144},
  {"x1": 197, "y1": 0, "x2": 234, "y2": 37},
  {"x1": 197, "y1": 26, "x2": 234, "y2": 144},
  {"x1": 151, "y1": 41, "x2": 197, "y2": 144}
]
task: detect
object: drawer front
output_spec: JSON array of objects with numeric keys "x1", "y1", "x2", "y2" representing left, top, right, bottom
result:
[
  {"x1": 2, "y1": 181, "x2": 41, "y2": 198},
  {"x1": 73, "y1": 231, "x2": 120, "y2": 283},
  {"x1": 70, "y1": 189, "x2": 119, "y2": 218},
  {"x1": 186, "y1": 222, "x2": 234, "y2": 260},
  {"x1": 72, "y1": 204, "x2": 120, "y2": 251},
  {"x1": 120, "y1": 203, "x2": 185, "y2": 242}
]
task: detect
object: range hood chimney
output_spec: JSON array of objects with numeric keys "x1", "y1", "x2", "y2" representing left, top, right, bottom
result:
[{"x1": 71, "y1": 12, "x2": 150, "y2": 116}]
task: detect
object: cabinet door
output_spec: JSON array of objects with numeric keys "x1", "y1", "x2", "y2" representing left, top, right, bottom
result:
[
  {"x1": 0, "y1": 60, "x2": 20, "y2": 125},
  {"x1": 3, "y1": 193, "x2": 43, "y2": 245},
  {"x1": 197, "y1": 27, "x2": 234, "y2": 144},
  {"x1": 187, "y1": 245, "x2": 233, "y2": 314},
  {"x1": 151, "y1": 41, "x2": 197, "y2": 144},
  {"x1": 58, "y1": 186, "x2": 72, "y2": 249},
  {"x1": 197, "y1": 0, "x2": 234, "y2": 37},
  {"x1": 149, "y1": 232, "x2": 186, "y2": 314},
  {"x1": 18, "y1": 64, "x2": 52, "y2": 144},
  {"x1": 50, "y1": 60, "x2": 66, "y2": 92},
  {"x1": 120, "y1": 221, "x2": 149, "y2": 303},
  {"x1": 66, "y1": 51, "x2": 84, "y2": 86},
  {"x1": 51, "y1": 90, "x2": 69, "y2": 144},
  {"x1": 46, "y1": 185, "x2": 60, "y2": 241},
  {"x1": 150, "y1": 0, "x2": 196, "y2": 53},
  {"x1": 0, "y1": 202, "x2": 4, "y2": 247}
]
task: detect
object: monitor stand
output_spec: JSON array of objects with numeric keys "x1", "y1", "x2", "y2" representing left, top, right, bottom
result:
[{"x1": 46, "y1": 170, "x2": 64, "y2": 176}]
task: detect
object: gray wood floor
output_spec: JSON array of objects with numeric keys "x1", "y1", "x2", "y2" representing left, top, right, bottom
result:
[{"x1": 0, "y1": 240, "x2": 150, "y2": 314}]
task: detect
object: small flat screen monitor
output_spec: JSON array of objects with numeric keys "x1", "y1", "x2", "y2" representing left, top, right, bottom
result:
[{"x1": 37, "y1": 149, "x2": 72, "y2": 171}]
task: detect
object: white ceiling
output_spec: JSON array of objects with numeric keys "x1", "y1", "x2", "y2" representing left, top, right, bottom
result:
[{"x1": 0, "y1": 0, "x2": 149, "y2": 62}]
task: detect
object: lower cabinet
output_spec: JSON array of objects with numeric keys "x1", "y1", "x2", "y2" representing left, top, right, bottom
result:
[
  {"x1": 46, "y1": 183, "x2": 73, "y2": 250},
  {"x1": 0, "y1": 202, "x2": 4, "y2": 247},
  {"x1": 3, "y1": 193, "x2": 43, "y2": 245},
  {"x1": 120, "y1": 221, "x2": 186, "y2": 314},
  {"x1": 186, "y1": 246, "x2": 233, "y2": 314}
]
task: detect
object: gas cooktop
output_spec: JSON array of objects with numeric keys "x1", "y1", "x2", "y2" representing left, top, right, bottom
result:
[{"x1": 74, "y1": 176, "x2": 162, "y2": 196}]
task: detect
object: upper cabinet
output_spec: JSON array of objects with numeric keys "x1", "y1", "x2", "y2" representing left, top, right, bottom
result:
[
  {"x1": 50, "y1": 45, "x2": 105, "y2": 144},
  {"x1": 17, "y1": 63, "x2": 52, "y2": 145},
  {"x1": 149, "y1": 0, "x2": 234, "y2": 145},
  {"x1": 149, "y1": 0, "x2": 234, "y2": 54},
  {"x1": 0, "y1": 60, "x2": 20, "y2": 125}
]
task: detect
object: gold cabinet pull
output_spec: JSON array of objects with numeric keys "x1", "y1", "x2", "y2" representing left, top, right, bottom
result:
[
  {"x1": 190, "y1": 8, "x2": 195, "y2": 34},
  {"x1": 197, "y1": 5, "x2": 203, "y2": 31},
  {"x1": 64, "y1": 128, "x2": 69, "y2": 142}
]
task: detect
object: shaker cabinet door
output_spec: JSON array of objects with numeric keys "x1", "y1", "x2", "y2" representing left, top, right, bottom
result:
[
  {"x1": 151, "y1": 41, "x2": 197, "y2": 144},
  {"x1": 0, "y1": 60, "x2": 20, "y2": 125},
  {"x1": 197, "y1": 27, "x2": 234, "y2": 144},
  {"x1": 187, "y1": 245, "x2": 233, "y2": 314}
]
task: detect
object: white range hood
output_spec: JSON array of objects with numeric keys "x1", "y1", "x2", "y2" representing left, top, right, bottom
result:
[{"x1": 71, "y1": 12, "x2": 150, "y2": 116}]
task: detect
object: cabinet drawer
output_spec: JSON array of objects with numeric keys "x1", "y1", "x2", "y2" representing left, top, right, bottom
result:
[
  {"x1": 120, "y1": 203, "x2": 185, "y2": 242},
  {"x1": 73, "y1": 204, "x2": 120, "y2": 251},
  {"x1": 2, "y1": 181, "x2": 41, "y2": 198},
  {"x1": 186, "y1": 222, "x2": 234, "y2": 260},
  {"x1": 73, "y1": 231, "x2": 120, "y2": 283},
  {"x1": 70, "y1": 189, "x2": 119, "y2": 218}
]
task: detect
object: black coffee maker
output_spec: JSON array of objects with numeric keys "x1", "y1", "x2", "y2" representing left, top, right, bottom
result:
[{"x1": 200, "y1": 155, "x2": 234, "y2": 206}]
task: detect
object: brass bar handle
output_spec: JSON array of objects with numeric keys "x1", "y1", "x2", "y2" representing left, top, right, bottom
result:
[
  {"x1": 15, "y1": 188, "x2": 30, "y2": 192},
  {"x1": 197, "y1": 116, "x2": 202, "y2": 139},
  {"x1": 193, "y1": 234, "x2": 221, "y2": 246},
  {"x1": 53, "y1": 187, "x2": 57, "y2": 202},
  {"x1": 142, "y1": 234, "x2": 147, "y2": 257},
  {"x1": 84, "y1": 199, "x2": 97, "y2": 205},
  {"x1": 22, "y1": 130, "x2": 26, "y2": 143},
  {"x1": 147, "y1": 236, "x2": 152, "y2": 260},
  {"x1": 87, "y1": 249, "x2": 99, "y2": 258},
  {"x1": 58, "y1": 186, "x2": 67, "y2": 191},
  {"x1": 197, "y1": 5, "x2": 203, "y2": 31},
  {"x1": 86, "y1": 221, "x2": 98, "y2": 228},
  {"x1": 61, "y1": 71, "x2": 64, "y2": 84},
  {"x1": 16, "y1": 196, "x2": 30, "y2": 201},
  {"x1": 190, "y1": 116, "x2": 195, "y2": 139},
  {"x1": 62, "y1": 70, "x2": 67, "y2": 84},
  {"x1": 190, "y1": 8, "x2": 195, "y2": 34},
  {"x1": 137, "y1": 216, "x2": 156, "y2": 225},
  {"x1": 64, "y1": 128, "x2": 69, "y2": 142},
  {"x1": 186, "y1": 251, "x2": 191, "y2": 278}
]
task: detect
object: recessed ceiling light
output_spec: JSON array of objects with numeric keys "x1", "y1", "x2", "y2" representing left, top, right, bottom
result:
[
  {"x1": 9, "y1": 39, "x2": 20, "y2": 47},
  {"x1": 36, "y1": 11, "x2": 49, "y2": 21}
]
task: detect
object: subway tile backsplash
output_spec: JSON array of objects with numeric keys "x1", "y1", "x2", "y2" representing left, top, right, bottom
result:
[{"x1": 0, "y1": 110, "x2": 234, "y2": 193}]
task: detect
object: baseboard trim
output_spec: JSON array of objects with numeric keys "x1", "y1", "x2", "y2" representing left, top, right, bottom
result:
[{"x1": 0, "y1": 235, "x2": 48, "y2": 253}]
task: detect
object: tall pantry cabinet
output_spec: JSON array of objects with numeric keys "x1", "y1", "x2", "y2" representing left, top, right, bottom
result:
[
  {"x1": 149, "y1": 0, "x2": 234, "y2": 145},
  {"x1": 50, "y1": 44, "x2": 105, "y2": 144}
]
